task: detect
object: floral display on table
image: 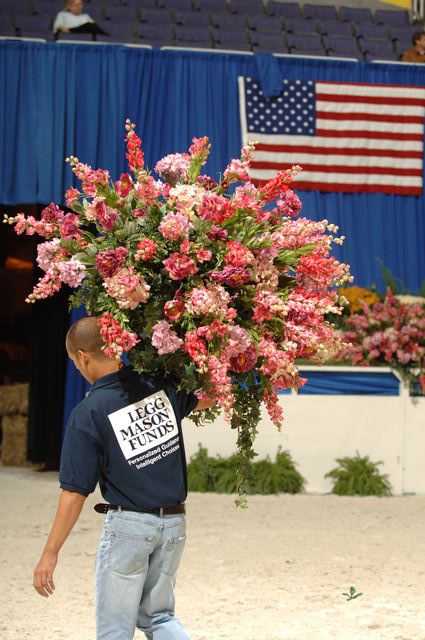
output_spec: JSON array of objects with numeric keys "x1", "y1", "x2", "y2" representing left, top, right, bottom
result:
[
  {"x1": 4, "y1": 121, "x2": 352, "y2": 504},
  {"x1": 337, "y1": 288, "x2": 425, "y2": 394}
]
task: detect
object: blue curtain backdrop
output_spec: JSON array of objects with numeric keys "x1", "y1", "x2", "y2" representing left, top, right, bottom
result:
[
  {"x1": 1, "y1": 41, "x2": 425, "y2": 424},
  {"x1": 1, "y1": 41, "x2": 425, "y2": 291}
]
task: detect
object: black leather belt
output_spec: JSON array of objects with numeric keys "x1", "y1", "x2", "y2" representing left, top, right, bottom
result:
[{"x1": 94, "y1": 503, "x2": 186, "y2": 516}]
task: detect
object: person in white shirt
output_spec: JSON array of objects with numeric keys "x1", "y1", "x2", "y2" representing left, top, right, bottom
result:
[{"x1": 53, "y1": 0, "x2": 108, "y2": 37}]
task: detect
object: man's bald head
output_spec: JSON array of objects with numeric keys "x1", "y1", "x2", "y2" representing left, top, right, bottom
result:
[{"x1": 66, "y1": 316, "x2": 107, "y2": 359}]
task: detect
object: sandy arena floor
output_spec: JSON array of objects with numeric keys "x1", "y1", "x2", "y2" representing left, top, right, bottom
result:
[{"x1": 1, "y1": 465, "x2": 425, "y2": 640}]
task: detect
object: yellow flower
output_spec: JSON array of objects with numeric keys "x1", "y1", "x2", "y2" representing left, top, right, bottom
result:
[{"x1": 339, "y1": 286, "x2": 380, "y2": 313}]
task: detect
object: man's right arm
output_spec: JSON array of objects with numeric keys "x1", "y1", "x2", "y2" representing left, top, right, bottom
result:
[{"x1": 33, "y1": 489, "x2": 86, "y2": 597}]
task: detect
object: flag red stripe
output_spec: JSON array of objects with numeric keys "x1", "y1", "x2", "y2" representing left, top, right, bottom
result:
[
  {"x1": 251, "y1": 162, "x2": 422, "y2": 177},
  {"x1": 316, "y1": 93, "x2": 425, "y2": 107},
  {"x1": 316, "y1": 111, "x2": 425, "y2": 124},
  {"x1": 316, "y1": 129, "x2": 423, "y2": 141},
  {"x1": 254, "y1": 143, "x2": 423, "y2": 159},
  {"x1": 251, "y1": 178, "x2": 422, "y2": 196}
]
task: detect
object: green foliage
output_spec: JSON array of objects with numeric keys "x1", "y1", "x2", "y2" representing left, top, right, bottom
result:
[
  {"x1": 325, "y1": 452, "x2": 392, "y2": 497},
  {"x1": 187, "y1": 446, "x2": 305, "y2": 498},
  {"x1": 342, "y1": 586, "x2": 363, "y2": 601}
]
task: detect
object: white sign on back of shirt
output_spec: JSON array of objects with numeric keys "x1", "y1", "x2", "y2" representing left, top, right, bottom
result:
[{"x1": 107, "y1": 390, "x2": 179, "y2": 465}]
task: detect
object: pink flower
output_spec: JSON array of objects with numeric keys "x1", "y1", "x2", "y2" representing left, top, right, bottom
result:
[
  {"x1": 99, "y1": 311, "x2": 140, "y2": 359},
  {"x1": 69, "y1": 158, "x2": 110, "y2": 197},
  {"x1": 207, "y1": 225, "x2": 228, "y2": 241},
  {"x1": 163, "y1": 253, "x2": 198, "y2": 280},
  {"x1": 262, "y1": 388, "x2": 284, "y2": 426},
  {"x1": 185, "y1": 283, "x2": 230, "y2": 317},
  {"x1": 252, "y1": 290, "x2": 286, "y2": 323},
  {"x1": 179, "y1": 237, "x2": 191, "y2": 254},
  {"x1": 199, "y1": 193, "x2": 232, "y2": 224},
  {"x1": 230, "y1": 345, "x2": 257, "y2": 373},
  {"x1": 104, "y1": 267, "x2": 150, "y2": 309},
  {"x1": 136, "y1": 176, "x2": 162, "y2": 206},
  {"x1": 168, "y1": 183, "x2": 205, "y2": 213},
  {"x1": 26, "y1": 267, "x2": 62, "y2": 303},
  {"x1": 259, "y1": 165, "x2": 302, "y2": 202},
  {"x1": 226, "y1": 325, "x2": 253, "y2": 358},
  {"x1": 151, "y1": 320, "x2": 183, "y2": 355},
  {"x1": 125, "y1": 120, "x2": 144, "y2": 173},
  {"x1": 189, "y1": 136, "x2": 210, "y2": 159},
  {"x1": 135, "y1": 238, "x2": 156, "y2": 261},
  {"x1": 196, "y1": 249, "x2": 212, "y2": 262},
  {"x1": 59, "y1": 213, "x2": 81, "y2": 240},
  {"x1": 275, "y1": 189, "x2": 302, "y2": 218},
  {"x1": 184, "y1": 331, "x2": 208, "y2": 369},
  {"x1": 164, "y1": 299, "x2": 185, "y2": 322},
  {"x1": 37, "y1": 238, "x2": 63, "y2": 272},
  {"x1": 155, "y1": 153, "x2": 191, "y2": 184},
  {"x1": 158, "y1": 211, "x2": 193, "y2": 240},
  {"x1": 224, "y1": 240, "x2": 254, "y2": 267},
  {"x1": 114, "y1": 173, "x2": 133, "y2": 197},
  {"x1": 65, "y1": 188, "x2": 80, "y2": 208},
  {"x1": 57, "y1": 257, "x2": 86, "y2": 288},
  {"x1": 210, "y1": 266, "x2": 251, "y2": 287},
  {"x1": 96, "y1": 247, "x2": 128, "y2": 278},
  {"x1": 41, "y1": 203, "x2": 64, "y2": 223},
  {"x1": 85, "y1": 197, "x2": 117, "y2": 231}
]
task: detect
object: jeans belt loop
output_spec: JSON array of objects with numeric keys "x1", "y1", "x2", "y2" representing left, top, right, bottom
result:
[{"x1": 159, "y1": 507, "x2": 164, "y2": 517}]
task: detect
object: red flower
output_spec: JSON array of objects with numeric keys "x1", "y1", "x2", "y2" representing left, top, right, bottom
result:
[{"x1": 163, "y1": 253, "x2": 199, "y2": 280}]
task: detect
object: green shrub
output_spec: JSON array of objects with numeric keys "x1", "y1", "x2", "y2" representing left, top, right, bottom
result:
[
  {"x1": 187, "y1": 446, "x2": 305, "y2": 495},
  {"x1": 325, "y1": 452, "x2": 392, "y2": 496}
]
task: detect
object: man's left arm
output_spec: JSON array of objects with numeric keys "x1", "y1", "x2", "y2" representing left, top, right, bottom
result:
[{"x1": 33, "y1": 489, "x2": 86, "y2": 597}]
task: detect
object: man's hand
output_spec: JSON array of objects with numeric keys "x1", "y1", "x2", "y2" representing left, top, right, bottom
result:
[
  {"x1": 31, "y1": 489, "x2": 86, "y2": 598},
  {"x1": 33, "y1": 550, "x2": 57, "y2": 597}
]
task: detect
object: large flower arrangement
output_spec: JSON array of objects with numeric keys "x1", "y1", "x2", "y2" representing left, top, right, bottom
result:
[
  {"x1": 337, "y1": 288, "x2": 425, "y2": 394},
  {"x1": 4, "y1": 121, "x2": 351, "y2": 504}
]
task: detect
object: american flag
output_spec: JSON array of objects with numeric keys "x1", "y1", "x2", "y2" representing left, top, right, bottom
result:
[{"x1": 239, "y1": 76, "x2": 425, "y2": 196}]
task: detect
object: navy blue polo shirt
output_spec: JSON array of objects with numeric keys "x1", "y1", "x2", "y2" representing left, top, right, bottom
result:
[{"x1": 59, "y1": 366, "x2": 197, "y2": 510}]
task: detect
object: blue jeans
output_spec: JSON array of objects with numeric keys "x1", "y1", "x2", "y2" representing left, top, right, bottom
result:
[{"x1": 95, "y1": 509, "x2": 191, "y2": 640}]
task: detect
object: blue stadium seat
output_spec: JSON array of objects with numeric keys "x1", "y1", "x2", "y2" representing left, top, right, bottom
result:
[
  {"x1": 97, "y1": 22, "x2": 138, "y2": 43},
  {"x1": 15, "y1": 13, "x2": 53, "y2": 37},
  {"x1": 354, "y1": 24, "x2": 391, "y2": 41},
  {"x1": 317, "y1": 20, "x2": 353, "y2": 37},
  {"x1": 360, "y1": 38, "x2": 396, "y2": 59},
  {"x1": 103, "y1": 5, "x2": 139, "y2": 22},
  {"x1": 375, "y1": 9, "x2": 410, "y2": 26},
  {"x1": 267, "y1": 1, "x2": 301, "y2": 19},
  {"x1": 250, "y1": 31, "x2": 285, "y2": 50},
  {"x1": 323, "y1": 34, "x2": 363, "y2": 59},
  {"x1": 210, "y1": 13, "x2": 246, "y2": 29},
  {"x1": 286, "y1": 32, "x2": 324, "y2": 53},
  {"x1": 230, "y1": 0, "x2": 265, "y2": 15},
  {"x1": 212, "y1": 26, "x2": 250, "y2": 47},
  {"x1": 284, "y1": 18, "x2": 319, "y2": 35},
  {"x1": 158, "y1": 0, "x2": 194, "y2": 10},
  {"x1": 247, "y1": 15, "x2": 283, "y2": 32},
  {"x1": 303, "y1": 3, "x2": 337, "y2": 22},
  {"x1": 339, "y1": 6, "x2": 373, "y2": 25},
  {"x1": 194, "y1": 0, "x2": 228, "y2": 13},
  {"x1": 174, "y1": 9, "x2": 210, "y2": 25},
  {"x1": 174, "y1": 24, "x2": 212, "y2": 42},
  {"x1": 140, "y1": 7, "x2": 173, "y2": 23}
]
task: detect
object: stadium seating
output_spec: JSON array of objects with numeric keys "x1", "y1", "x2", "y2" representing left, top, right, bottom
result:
[{"x1": 0, "y1": 0, "x2": 417, "y2": 59}]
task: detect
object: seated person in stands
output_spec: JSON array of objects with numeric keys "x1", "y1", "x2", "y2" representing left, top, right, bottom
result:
[
  {"x1": 53, "y1": 0, "x2": 108, "y2": 37},
  {"x1": 401, "y1": 31, "x2": 425, "y2": 63}
]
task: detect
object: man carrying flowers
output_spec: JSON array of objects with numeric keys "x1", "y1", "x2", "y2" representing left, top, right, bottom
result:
[{"x1": 33, "y1": 315, "x2": 213, "y2": 639}]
